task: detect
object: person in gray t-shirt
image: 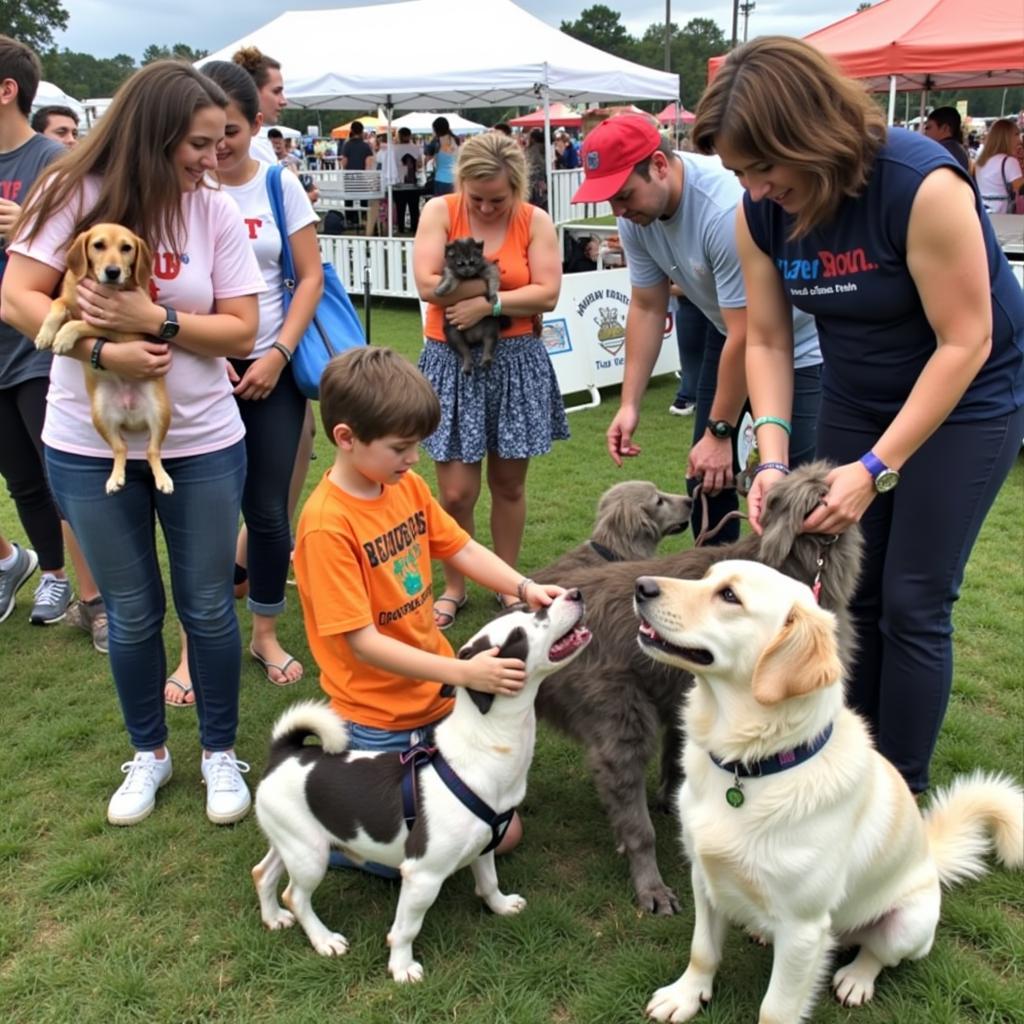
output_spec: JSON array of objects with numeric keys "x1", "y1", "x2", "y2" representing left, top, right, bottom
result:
[{"x1": 571, "y1": 115, "x2": 822, "y2": 543}]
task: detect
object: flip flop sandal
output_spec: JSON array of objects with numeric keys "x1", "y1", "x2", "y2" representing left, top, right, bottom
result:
[
  {"x1": 433, "y1": 594, "x2": 467, "y2": 631},
  {"x1": 165, "y1": 676, "x2": 195, "y2": 708},
  {"x1": 250, "y1": 645, "x2": 303, "y2": 687}
]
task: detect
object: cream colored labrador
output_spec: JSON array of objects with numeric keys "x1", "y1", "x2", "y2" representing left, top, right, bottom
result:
[{"x1": 634, "y1": 560, "x2": 1022, "y2": 1024}]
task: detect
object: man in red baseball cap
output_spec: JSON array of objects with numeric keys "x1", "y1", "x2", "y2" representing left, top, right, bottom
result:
[{"x1": 575, "y1": 114, "x2": 822, "y2": 546}]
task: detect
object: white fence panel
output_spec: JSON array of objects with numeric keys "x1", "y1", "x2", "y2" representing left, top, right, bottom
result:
[
  {"x1": 318, "y1": 235, "x2": 418, "y2": 299},
  {"x1": 550, "y1": 168, "x2": 611, "y2": 225}
]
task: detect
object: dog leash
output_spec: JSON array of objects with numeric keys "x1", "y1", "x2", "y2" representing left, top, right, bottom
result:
[
  {"x1": 691, "y1": 483, "x2": 748, "y2": 547},
  {"x1": 400, "y1": 744, "x2": 515, "y2": 854}
]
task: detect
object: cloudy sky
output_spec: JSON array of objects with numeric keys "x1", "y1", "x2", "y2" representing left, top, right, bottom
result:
[{"x1": 54, "y1": 0, "x2": 859, "y2": 62}]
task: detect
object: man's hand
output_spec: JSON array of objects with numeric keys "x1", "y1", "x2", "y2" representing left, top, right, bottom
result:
[
  {"x1": 687, "y1": 433, "x2": 734, "y2": 495},
  {"x1": 458, "y1": 647, "x2": 526, "y2": 696},
  {"x1": 606, "y1": 405, "x2": 642, "y2": 466}
]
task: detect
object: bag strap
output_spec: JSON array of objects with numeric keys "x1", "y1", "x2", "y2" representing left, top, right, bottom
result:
[{"x1": 265, "y1": 164, "x2": 297, "y2": 292}]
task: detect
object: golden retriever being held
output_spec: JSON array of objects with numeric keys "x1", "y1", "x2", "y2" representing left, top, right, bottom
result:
[
  {"x1": 35, "y1": 224, "x2": 171, "y2": 495},
  {"x1": 635, "y1": 561, "x2": 1022, "y2": 1024}
]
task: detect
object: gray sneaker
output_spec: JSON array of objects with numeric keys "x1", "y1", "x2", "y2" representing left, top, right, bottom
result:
[
  {"x1": 0, "y1": 544, "x2": 39, "y2": 624},
  {"x1": 66, "y1": 596, "x2": 109, "y2": 653},
  {"x1": 30, "y1": 573, "x2": 73, "y2": 625}
]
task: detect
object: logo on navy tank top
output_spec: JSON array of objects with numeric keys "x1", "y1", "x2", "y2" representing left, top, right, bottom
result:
[{"x1": 777, "y1": 246, "x2": 878, "y2": 296}]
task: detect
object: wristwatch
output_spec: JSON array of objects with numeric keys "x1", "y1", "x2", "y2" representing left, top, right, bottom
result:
[
  {"x1": 157, "y1": 306, "x2": 179, "y2": 340},
  {"x1": 859, "y1": 451, "x2": 900, "y2": 493},
  {"x1": 707, "y1": 419, "x2": 735, "y2": 440}
]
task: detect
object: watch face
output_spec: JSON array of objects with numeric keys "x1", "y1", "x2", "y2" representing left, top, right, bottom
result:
[
  {"x1": 160, "y1": 321, "x2": 180, "y2": 340},
  {"x1": 710, "y1": 420, "x2": 732, "y2": 439},
  {"x1": 875, "y1": 469, "x2": 900, "y2": 493}
]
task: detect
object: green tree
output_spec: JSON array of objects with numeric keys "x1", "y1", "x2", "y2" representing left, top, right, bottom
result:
[
  {"x1": 141, "y1": 42, "x2": 208, "y2": 65},
  {"x1": 0, "y1": 0, "x2": 68, "y2": 54},
  {"x1": 41, "y1": 48, "x2": 135, "y2": 99},
  {"x1": 560, "y1": 4, "x2": 638, "y2": 61},
  {"x1": 634, "y1": 17, "x2": 728, "y2": 108}
]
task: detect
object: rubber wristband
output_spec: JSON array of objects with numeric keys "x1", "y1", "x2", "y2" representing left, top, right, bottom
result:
[
  {"x1": 90, "y1": 338, "x2": 107, "y2": 370},
  {"x1": 271, "y1": 341, "x2": 293, "y2": 364},
  {"x1": 492, "y1": 297, "x2": 502, "y2": 318},
  {"x1": 752, "y1": 415, "x2": 792, "y2": 436},
  {"x1": 752, "y1": 461, "x2": 790, "y2": 477},
  {"x1": 516, "y1": 577, "x2": 534, "y2": 602}
]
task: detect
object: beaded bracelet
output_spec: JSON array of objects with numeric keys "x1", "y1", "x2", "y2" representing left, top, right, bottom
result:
[
  {"x1": 271, "y1": 341, "x2": 293, "y2": 364},
  {"x1": 516, "y1": 577, "x2": 534, "y2": 602},
  {"x1": 752, "y1": 415, "x2": 792, "y2": 436},
  {"x1": 752, "y1": 461, "x2": 790, "y2": 477}
]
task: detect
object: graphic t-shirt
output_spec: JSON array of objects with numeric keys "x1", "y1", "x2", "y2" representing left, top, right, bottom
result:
[
  {"x1": 11, "y1": 178, "x2": 266, "y2": 457},
  {"x1": 744, "y1": 128, "x2": 1024, "y2": 421},
  {"x1": 221, "y1": 162, "x2": 318, "y2": 357},
  {"x1": 0, "y1": 133, "x2": 64, "y2": 387},
  {"x1": 294, "y1": 469, "x2": 470, "y2": 729},
  {"x1": 618, "y1": 151, "x2": 821, "y2": 369}
]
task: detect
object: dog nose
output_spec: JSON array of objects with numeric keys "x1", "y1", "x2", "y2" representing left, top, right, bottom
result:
[
  {"x1": 635, "y1": 577, "x2": 661, "y2": 602},
  {"x1": 103, "y1": 266, "x2": 121, "y2": 282}
]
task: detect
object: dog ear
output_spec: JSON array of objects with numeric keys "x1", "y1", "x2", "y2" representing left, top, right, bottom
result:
[
  {"x1": 66, "y1": 232, "x2": 90, "y2": 279},
  {"x1": 751, "y1": 600, "x2": 842, "y2": 706},
  {"x1": 131, "y1": 236, "x2": 153, "y2": 291}
]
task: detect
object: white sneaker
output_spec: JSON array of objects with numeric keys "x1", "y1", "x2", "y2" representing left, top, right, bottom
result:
[
  {"x1": 108, "y1": 750, "x2": 173, "y2": 825},
  {"x1": 201, "y1": 751, "x2": 252, "y2": 825},
  {"x1": 668, "y1": 401, "x2": 696, "y2": 416}
]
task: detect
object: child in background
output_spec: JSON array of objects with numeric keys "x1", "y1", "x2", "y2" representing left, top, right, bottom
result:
[{"x1": 293, "y1": 347, "x2": 563, "y2": 859}]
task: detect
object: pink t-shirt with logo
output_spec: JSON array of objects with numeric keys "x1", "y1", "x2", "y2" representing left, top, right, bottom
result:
[{"x1": 11, "y1": 178, "x2": 266, "y2": 459}]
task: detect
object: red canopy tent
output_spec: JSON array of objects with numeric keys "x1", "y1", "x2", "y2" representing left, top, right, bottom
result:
[
  {"x1": 657, "y1": 102, "x2": 696, "y2": 126},
  {"x1": 707, "y1": 0, "x2": 1024, "y2": 93},
  {"x1": 509, "y1": 101, "x2": 582, "y2": 128}
]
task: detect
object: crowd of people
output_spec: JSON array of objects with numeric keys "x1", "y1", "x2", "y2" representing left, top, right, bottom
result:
[{"x1": 1, "y1": 29, "x2": 1022, "y2": 845}]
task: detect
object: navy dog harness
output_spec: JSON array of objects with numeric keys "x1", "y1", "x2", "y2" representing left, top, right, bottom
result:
[{"x1": 400, "y1": 744, "x2": 515, "y2": 854}]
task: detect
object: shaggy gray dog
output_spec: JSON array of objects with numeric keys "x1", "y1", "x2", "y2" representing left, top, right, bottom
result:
[
  {"x1": 533, "y1": 462, "x2": 864, "y2": 915},
  {"x1": 541, "y1": 481, "x2": 692, "y2": 579}
]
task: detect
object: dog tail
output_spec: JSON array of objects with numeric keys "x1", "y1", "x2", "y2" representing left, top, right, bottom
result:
[
  {"x1": 923, "y1": 770, "x2": 1024, "y2": 887},
  {"x1": 269, "y1": 700, "x2": 349, "y2": 756}
]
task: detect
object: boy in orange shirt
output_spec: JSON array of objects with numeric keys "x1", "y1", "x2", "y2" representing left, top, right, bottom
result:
[{"x1": 294, "y1": 347, "x2": 561, "y2": 861}]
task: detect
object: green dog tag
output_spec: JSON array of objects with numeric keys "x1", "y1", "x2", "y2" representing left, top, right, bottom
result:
[{"x1": 726, "y1": 786, "x2": 745, "y2": 808}]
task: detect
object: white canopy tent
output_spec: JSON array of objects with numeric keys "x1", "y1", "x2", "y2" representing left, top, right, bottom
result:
[
  {"x1": 31, "y1": 81, "x2": 85, "y2": 119},
  {"x1": 391, "y1": 111, "x2": 488, "y2": 136}
]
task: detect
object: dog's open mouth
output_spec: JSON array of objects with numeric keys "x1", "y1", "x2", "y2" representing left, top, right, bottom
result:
[
  {"x1": 549, "y1": 624, "x2": 592, "y2": 662},
  {"x1": 637, "y1": 621, "x2": 713, "y2": 666}
]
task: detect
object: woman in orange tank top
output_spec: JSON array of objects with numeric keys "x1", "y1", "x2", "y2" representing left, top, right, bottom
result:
[{"x1": 413, "y1": 132, "x2": 568, "y2": 627}]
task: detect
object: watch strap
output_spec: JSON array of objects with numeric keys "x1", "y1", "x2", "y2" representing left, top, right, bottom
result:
[
  {"x1": 90, "y1": 338, "x2": 107, "y2": 370},
  {"x1": 859, "y1": 451, "x2": 887, "y2": 479}
]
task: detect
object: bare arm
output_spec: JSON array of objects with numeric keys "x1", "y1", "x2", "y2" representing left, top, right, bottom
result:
[
  {"x1": 446, "y1": 539, "x2": 562, "y2": 608},
  {"x1": 605, "y1": 277, "x2": 671, "y2": 466},
  {"x1": 804, "y1": 168, "x2": 993, "y2": 534}
]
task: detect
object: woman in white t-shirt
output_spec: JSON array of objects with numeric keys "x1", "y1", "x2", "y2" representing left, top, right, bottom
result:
[
  {"x1": 974, "y1": 118, "x2": 1024, "y2": 214},
  {"x1": 197, "y1": 60, "x2": 322, "y2": 687},
  {"x1": 2, "y1": 62, "x2": 265, "y2": 829}
]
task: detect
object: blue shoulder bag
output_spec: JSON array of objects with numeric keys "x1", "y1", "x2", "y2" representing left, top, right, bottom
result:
[{"x1": 266, "y1": 164, "x2": 365, "y2": 400}]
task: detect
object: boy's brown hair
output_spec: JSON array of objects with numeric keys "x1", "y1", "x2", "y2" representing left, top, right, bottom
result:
[
  {"x1": 319, "y1": 347, "x2": 440, "y2": 443},
  {"x1": 0, "y1": 35, "x2": 42, "y2": 118}
]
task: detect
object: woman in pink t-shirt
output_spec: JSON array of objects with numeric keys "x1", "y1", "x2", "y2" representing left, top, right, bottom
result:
[{"x1": 1, "y1": 62, "x2": 265, "y2": 829}]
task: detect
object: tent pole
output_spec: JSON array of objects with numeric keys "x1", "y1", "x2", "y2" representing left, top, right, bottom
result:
[
  {"x1": 386, "y1": 95, "x2": 394, "y2": 239},
  {"x1": 542, "y1": 74, "x2": 553, "y2": 218},
  {"x1": 887, "y1": 76, "x2": 896, "y2": 126}
]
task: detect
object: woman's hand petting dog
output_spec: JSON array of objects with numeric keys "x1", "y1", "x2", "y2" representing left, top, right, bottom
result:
[
  {"x1": 458, "y1": 646, "x2": 526, "y2": 696},
  {"x1": 76, "y1": 276, "x2": 163, "y2": 336},
  {"x1": 229, "y1": 352, "x2": 286, "y2": 401},
  {"x1": 800, "y1": 461, "x2": 879, "y2": 535}
]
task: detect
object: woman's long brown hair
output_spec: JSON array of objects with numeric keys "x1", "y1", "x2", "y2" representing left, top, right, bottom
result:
[
  {"x1": 693, "y1": 36, "x2": 887, "y2": 238},
  {"x1": 15, "y1": 61, "x2": 228, "y2": 252}
]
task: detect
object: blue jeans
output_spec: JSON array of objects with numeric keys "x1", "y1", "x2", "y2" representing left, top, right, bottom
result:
[
  {"x1": 230, "y1": 358, "x2": 307, "y2": 616},
  {"x1": 816, "y1": 400, "x2": 1024, "y2": 792},
  {"x1": 673, "y1": 295, "x2": 706, "y2": 407},
  {"x1": 45, "y1": 441, "x2": 246, "y2": 752}
]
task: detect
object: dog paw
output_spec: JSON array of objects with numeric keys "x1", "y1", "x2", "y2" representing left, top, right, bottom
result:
[
  {"x1": 35, "y1": 331, "x2": 56, "y2": 351},
  {"x1": 154, "y1": 472, "x2": 174, "y2": 494},
  {"x1": 646, "y1": 980, "x2": 708, "y2": 1022},
  {"x1": 105, "y1": 473, "x2": 126, "y2": 495},
  {"x1": 313, "y1": 932, "x2": 349, "y2": 957},
  {"x1": 489, "y1": 892, "x2": 527, "y2": 916},
  {"x1": 638, "y1": 883, "x2": 681, "y2": 916},
  {"x1": 262, "y1": 908, "x2": 296, "y2": 930},
  {"x1": 832, "y1": 962, "x2": 875, "y2": 1006},
  {"x1": 389, "y1": 960, "x2": 424, "y2": 984}
]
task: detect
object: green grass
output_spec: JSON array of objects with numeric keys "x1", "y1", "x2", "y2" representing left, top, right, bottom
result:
[{"x1": 1, "y1": 299, "x2": 1022, "y2": 1024}]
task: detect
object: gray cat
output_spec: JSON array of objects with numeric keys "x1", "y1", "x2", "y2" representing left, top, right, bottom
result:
[{"x1": 433, "y1": 237, "x2": 508, "y2": 374}]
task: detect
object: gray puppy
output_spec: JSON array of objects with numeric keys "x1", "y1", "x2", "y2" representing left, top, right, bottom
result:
[
  {"x1": 434, "y1": 237, "x2": 508, "y2": 374},
  {"x1": 532, "y1": 462, "x2": 864, "y2": 916}
]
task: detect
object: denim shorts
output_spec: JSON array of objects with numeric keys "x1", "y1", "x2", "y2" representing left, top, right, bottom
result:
[{"x1": 347, "y1": 719, "x2": 443, "y2": 752}]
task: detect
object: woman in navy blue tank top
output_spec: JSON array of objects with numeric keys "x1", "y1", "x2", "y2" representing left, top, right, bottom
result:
[{"x1": 691, "y1": 37, "x2": 1024, "y2": 796}]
